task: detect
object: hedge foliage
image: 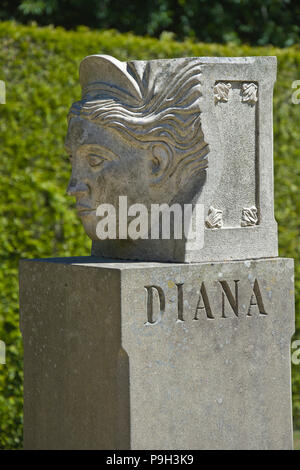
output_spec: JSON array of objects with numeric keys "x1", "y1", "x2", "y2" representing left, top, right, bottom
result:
[
  {"x1": 2, "y1": 0, "x2": 300, "y2": 47},
  {"x1": 0, "y1": 21, "x2": 299, "y2": 449}
]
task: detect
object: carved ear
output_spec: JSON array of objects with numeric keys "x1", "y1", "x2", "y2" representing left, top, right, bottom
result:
[{"x1": 149, "y1": 143, "x2": 173, "y2": 185}]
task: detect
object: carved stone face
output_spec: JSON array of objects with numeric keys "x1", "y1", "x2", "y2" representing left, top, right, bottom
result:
[
  {"x1": 65, "y1": 117, "x2": 180, "y2": 240},
  {"x1": 66, "y1": 55, "x2": 209, "y2": 241}
]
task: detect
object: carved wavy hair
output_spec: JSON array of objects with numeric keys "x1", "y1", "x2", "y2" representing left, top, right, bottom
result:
[{"x1": 68, "y1": 60, "x2": 209, "y2": 185}]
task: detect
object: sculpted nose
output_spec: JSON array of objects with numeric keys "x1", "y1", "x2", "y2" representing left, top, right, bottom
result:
[{"x1": 67, "y1": 178, "x2": 89, "y2": 197}]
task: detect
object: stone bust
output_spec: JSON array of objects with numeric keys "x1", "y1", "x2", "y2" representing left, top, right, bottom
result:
[{"x1": 65, "y1": 54, "x2": 208, "y2": 241}]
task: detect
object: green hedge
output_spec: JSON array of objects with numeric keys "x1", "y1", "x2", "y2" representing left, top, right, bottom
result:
[{"x1": 0, "y1": 21, "x2": 299, "y2": 449}]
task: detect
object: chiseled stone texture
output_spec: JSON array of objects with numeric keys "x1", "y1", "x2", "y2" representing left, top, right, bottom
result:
[
  {"x1": 20, "y1": 256, "x2": 294, "y2": 450},
  {"x1": 66, "y1": 55, "x2": 278, "y2": 262}
]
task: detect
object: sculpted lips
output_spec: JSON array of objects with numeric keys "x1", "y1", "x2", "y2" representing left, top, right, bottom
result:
[{"x1": 76, "y1": 204, "x2": 95, "y2": 216}]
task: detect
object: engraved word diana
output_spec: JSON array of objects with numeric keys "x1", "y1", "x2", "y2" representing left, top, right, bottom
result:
[{"x1": 144, "y1": 278, "x2": 267, "y2": 325}]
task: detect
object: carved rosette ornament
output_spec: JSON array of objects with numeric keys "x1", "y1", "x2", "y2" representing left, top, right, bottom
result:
[
  {"x1": 214, "y1": 82, "x2": 232, "y2": 103},
  {"x1": 241, "y1": 206, "x2": 258, "y2": 226},
  {"x1": 205, "y1": 206, "x2": 223, "y2": 229},
  {"x1": 242, "y1": 83, "x2": 258, "y2": 105}
]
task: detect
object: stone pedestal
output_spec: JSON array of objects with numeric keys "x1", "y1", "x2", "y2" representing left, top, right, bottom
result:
[{"x1": 19, "y1": 256, "x2": 294, "y2": 450}]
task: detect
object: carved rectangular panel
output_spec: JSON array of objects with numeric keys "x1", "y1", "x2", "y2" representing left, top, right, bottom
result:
[{"x1": 212, "y1": 81, "x2": 258, "y2": 228}]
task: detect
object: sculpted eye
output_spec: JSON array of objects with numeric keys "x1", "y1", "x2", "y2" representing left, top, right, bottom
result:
[{"x1": 87, "y1": 154, "x2": 107, "y2": 167}]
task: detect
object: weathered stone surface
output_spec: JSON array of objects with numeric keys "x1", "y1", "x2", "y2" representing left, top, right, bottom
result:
[
  {"x1": 66, "y1": 55, "x2": 278, "y2": 262},
  {"x1": 20, "y1": 256, "x2": 294, "y2": 450}
]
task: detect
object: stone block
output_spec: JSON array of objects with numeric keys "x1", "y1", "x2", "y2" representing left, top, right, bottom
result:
[
  {"x1": 66, "y1": 55, "x2": 278, "y2": 262},
  {"x1": 19, "y1": 256, "x2": 294, "y2": 449}
]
